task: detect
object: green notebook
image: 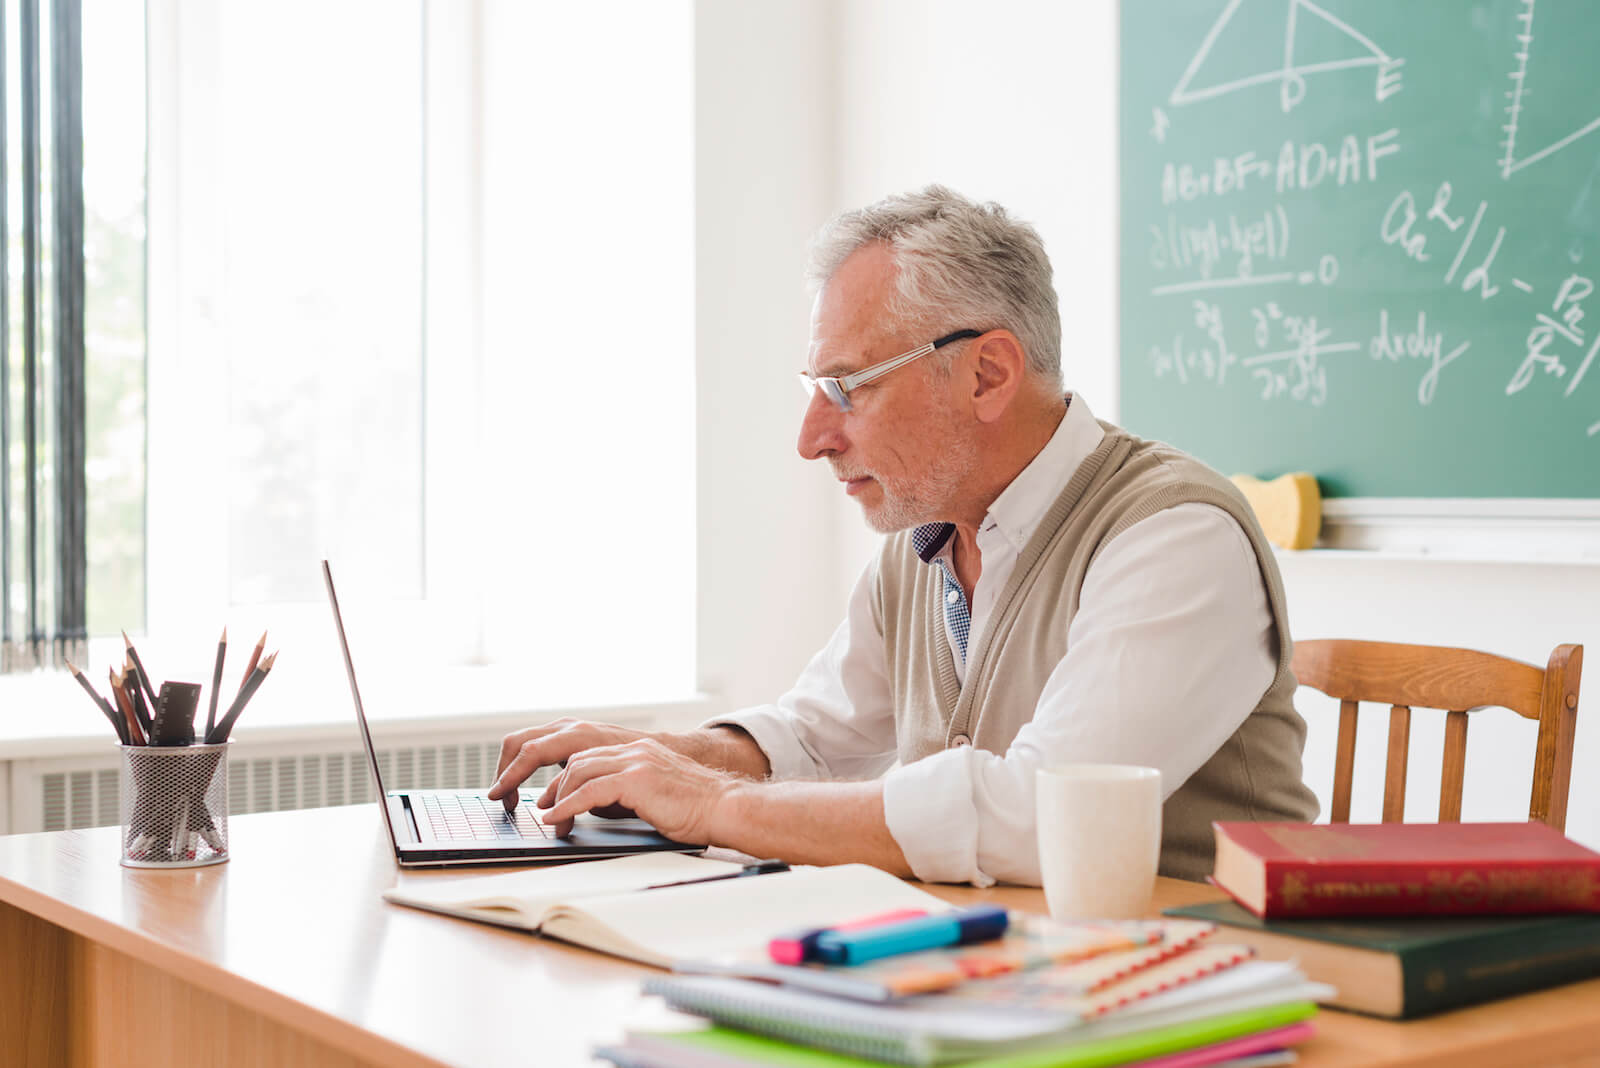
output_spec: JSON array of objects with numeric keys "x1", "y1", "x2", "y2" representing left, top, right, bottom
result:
[
  {"x1": 1164, "y1": 899, "x2": 1600, "y2": 1019},
  {"x1": 638, "y1": 966, "x2": 1318, "y2": 1068},
  {"x1": 598, "y1": 1003, "x2": 1316, "y2": 1068}
]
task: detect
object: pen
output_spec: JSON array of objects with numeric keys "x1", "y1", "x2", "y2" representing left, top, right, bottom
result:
[
  {"x1": 768, "y1": 908, "x2": 931, "y2": 965},
  {"x1": 814, "y1": 905, "x2": 1009, "y2": 965},
  {"x1": 644, "y1": 859, "x2": 789, "y2": 890}
]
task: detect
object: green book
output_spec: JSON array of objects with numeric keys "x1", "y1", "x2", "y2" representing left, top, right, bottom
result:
[
  {"x1": 1163, "y1": 899, "x2": 1600, "y2": 1019},
  {"x1": 599, "y1": 1004, "x2": 1316, "y2": 1068}
]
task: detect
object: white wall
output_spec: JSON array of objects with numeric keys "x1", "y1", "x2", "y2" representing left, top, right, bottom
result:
[
  {"x1": 717, "y1": 1, "x2": 1600, "y2": 847},
  {"x1": 829, "y1": 0, "x2": 1120, "y2": 598},
  {"x1": 694, "y1": 2, "x2": 843, "y2": 713},
  {"x1": 1282, "y1": 554, "x2": 1599, "y2": 848}
]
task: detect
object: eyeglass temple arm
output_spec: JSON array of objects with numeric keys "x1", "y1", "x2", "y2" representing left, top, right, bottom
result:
[{"x1": 840, "y1": 329, "x2": 983, "y2": 391}]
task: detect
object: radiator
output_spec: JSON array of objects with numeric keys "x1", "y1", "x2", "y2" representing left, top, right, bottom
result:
[{"x1": 8, "y1": 735, "x2": 559, "y2": 835}]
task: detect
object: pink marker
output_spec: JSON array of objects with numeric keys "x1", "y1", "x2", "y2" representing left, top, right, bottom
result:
[{"x1": 768, "y1": 908, "x2": 930, "y2": 965}]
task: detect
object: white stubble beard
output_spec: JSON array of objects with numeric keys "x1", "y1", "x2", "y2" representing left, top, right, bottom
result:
[{"x1": 842, "y1": 431, "x2": 980, "y2": 534}]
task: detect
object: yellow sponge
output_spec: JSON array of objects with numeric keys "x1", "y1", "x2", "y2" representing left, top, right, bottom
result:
[{"x1": 1230, "y1": 473, "x2": 1322, "y2": 550}]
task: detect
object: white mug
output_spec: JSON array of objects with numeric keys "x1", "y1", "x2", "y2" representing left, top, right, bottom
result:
[{"x1": 1035, "y1": 764, "x2": 1162, "y2": 921}]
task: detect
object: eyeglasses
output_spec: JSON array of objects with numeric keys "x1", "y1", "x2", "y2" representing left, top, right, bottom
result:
[{"x1": 798, "y1": 329, "x2": 982, "y2": 413}]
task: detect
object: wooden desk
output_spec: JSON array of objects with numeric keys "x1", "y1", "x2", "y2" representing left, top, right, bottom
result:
[{"x1": 2, "y1": 805, "x2": 1597, "y2": 1067}]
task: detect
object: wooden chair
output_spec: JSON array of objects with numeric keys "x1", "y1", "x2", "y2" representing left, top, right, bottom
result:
[{"x1": 1291, "y1": 640, "x2": 1583, "y2": 831}]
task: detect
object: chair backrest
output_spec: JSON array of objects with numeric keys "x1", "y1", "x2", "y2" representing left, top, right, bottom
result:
[{"x1": 1290, "y1": 639, "x2": 1583, "y2": 831}]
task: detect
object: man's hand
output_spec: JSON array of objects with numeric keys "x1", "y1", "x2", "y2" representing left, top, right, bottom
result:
[
  {"x1": 489, "y1": 718, "x2": 649, "y2": 812},
  {"x1": 536, "y1": 737, "x2": 737, "y2": 843},
  {"x1": 489, "y1": 719, "x2": 772, "y2": 818}
]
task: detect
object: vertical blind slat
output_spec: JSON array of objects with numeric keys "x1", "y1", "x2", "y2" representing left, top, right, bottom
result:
[
  {"x1": 21, "y1": 0, "x2": 41, "y2": 652},
  {"x1": 0, "y1": 0, "x2": 11, "y2": 657},
  {"x1": 53, "y1": 0, "x2": 86, "y2": 654},
  {"x1": 1, "y1": 0, "x2": 87, "y2": 672}
]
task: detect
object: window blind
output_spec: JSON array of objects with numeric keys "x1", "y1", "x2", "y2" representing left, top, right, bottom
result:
[{"x1": 1, "y1": 0, "x2": 86, "y2": 673}]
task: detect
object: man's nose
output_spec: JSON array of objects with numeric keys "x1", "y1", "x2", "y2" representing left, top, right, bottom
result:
[{"x1": 797, "y1": 390, "x2": 846, "y2": 461}]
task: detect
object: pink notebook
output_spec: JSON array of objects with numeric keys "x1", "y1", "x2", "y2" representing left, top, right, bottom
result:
[{"x1": 1125, "y1": 1021, "x2": 1316, "y2": 1068}]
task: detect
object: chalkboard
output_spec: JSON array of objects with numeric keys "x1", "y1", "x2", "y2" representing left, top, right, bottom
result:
[{"x1": 1119, "y1": 0, "x2": 1600, "y2": 498}]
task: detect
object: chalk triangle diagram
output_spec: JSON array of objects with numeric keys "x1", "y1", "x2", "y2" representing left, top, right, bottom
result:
[
  {"x1": 1500, "y1": 0, "x2": 1600, "y2": 179},
  {"x1": 1169, "y1": 0, "x2": 1391, "y2": 109}
]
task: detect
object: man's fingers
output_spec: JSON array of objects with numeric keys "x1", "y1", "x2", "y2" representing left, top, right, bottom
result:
[
  {"x1": 540, "y1": 751, "x2": 633, "y2": 822},
  {"x1": 542, "y1": 773, "x2": 625, "y2": 828},
  {"x1": 489, "y1": 737, "x2": 556, "y2": 801},
  {"x1": 495, "y1": 733, "x2": 523, "y2": 782}
]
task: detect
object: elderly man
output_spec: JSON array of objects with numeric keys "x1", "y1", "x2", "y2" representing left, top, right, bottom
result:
[{"x1": 489, "y1": 186, "x2": 1318, "y2": 886}]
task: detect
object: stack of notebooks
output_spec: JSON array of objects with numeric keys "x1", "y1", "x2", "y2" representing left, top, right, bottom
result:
[
  {"x1": 382, "y1": 853, "x2": 1329, "y2": 1067},
  {"x1": 1163, "y1": 820, "x2": 1600, "y2": 1019},
  {"x1": 621, "y1": 920, "x2": 1331, "y2": 1068}
]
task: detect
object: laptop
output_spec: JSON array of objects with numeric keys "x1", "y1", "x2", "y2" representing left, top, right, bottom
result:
[{"x1": 323, "y1": 559, "x2": 705, "y2": 867}]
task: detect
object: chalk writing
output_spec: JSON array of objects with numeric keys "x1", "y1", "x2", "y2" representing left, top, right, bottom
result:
[
  {"x1": 1125, "y1": 0, "x2": 1600, "y2": 458},
  {"x1": 1161, "y1": 129, "x2": 1400, "y2": 204},
  {"x1": 1379, "y1": 182, "x2": 1508, "y2": 302},
  {"x1": 1509, "y1": 274, "x2": 1600, "y2": 398},
  {"x1": 1147, "y1": 205, "x2": 1290, "y2": 279},
  {"x1": 1370, "y1": 309, "x2": 1470, "y2": 406},
  {"x1": 1167, "y1": 0, "x2": 1402, "y2": 114},
  {"x1": 1240, "y1": 303, "x2": 1361, "y2": 407},
  {"x1": 1149, "y1": 300, "x2": 1238, "y2": 386},
  {"x1": 1500, "y1": 0, "x2": 1600, "y2": 179}
]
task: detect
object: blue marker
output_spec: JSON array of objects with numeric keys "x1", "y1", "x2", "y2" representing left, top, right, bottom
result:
[{"x1": 814, "y1": 905, "x2": 1009, "y2": 965}]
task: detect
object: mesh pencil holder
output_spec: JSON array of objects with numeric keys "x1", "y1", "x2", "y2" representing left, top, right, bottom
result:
[{"x1": 119, "y1": 743, "x2": 231, "y2": 868}]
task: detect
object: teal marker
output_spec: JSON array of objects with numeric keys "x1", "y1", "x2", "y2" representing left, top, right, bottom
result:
[{"x1": 814, "y1": 905, "x2": 1009, "y2": 965}]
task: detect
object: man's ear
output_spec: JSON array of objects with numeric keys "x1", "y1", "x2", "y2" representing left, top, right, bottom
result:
[{"x1": 968, "y1": 330, "x2": 1027, "y2": 424}]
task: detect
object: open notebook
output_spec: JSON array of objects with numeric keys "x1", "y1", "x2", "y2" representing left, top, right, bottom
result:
[{"x1": 383, "y1": 853, "x2": 950, "y2": 968}]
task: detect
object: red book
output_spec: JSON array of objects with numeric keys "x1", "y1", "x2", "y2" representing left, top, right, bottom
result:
[{"x1": 1211, "y1": 820, "x2": 1600, "y2": 918}]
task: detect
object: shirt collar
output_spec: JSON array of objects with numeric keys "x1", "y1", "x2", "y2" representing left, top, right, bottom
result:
[
  {"x1": 911, "y1": 393, "x2": 1106, "y2": 563},
  {"x1": 912, "y1": 521, "x2": 955, "y2": 563}
]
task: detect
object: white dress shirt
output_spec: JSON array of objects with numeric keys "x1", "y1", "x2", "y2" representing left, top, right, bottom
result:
[{"x1": 710, "y1": 395, "x2": 1276, "y2": 887}]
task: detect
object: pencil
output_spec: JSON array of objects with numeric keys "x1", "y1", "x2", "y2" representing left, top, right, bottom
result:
[
  {"x1": 207, "y1": 650, "x2": 277, "y2": 744},
  {"x1": 107, "y1": 667, "x2": 130, "y2": 746},
  {"x1": 125, "y1": 654, "x2": 154, "y2": 737},
  {"x1": 112, "y1": 666, "x2": 146, "y2": 746},
  {"x1": 122, "y1": 630, "x2": 160, "y2": 708},
  {"x1": 206, "y1": 626, "x2": 227, "y2": 741},
  {"x1": 64, "y1": 659, "x2": 115, "y2": 718},
  {"x1": 236, "y1": 631, "x2": 266, "y2": 702},
  {"x1": 66, "y1": 660, "x2": 124, "y2": 742}
]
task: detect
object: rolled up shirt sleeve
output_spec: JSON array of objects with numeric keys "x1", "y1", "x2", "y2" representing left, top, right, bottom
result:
[
  {"x1": 704, "y1": 558, "x2": 901, "y2": 783},
  {"x1": 882, "y1": 503, "x2": 1276, "y2": 886}
]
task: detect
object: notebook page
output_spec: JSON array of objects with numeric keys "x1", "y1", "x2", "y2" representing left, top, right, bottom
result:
[
  {"x1": 541, "y1": 863, "x2": 951, "y2": 967},
  {"x1": 382, "y1": 852, "x2": 745, "y2": 928}
]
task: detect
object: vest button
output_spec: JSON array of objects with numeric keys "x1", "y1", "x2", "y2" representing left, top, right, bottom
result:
[{"x1": 951, "y1": 734, "x2": 971, "y2": 747}]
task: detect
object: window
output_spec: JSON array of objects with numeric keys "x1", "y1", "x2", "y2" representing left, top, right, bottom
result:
[
  {"x1": 119, "y1": 0, "x2": 696, "y2": 720},
  {"x1": 83, "y1": 0, "x2": 148, "y2": 637}
]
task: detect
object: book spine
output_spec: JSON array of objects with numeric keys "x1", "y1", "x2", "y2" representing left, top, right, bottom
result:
[
  {"x1": 1398, "y1": 921, "x2": 1600, "y2": 1018},
  {"x1": 1264, "y1": 860, "x2": 1600, "y2": 917}
]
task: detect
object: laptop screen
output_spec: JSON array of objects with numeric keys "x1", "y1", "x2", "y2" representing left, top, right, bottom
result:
[{"x1": 321, "y1": 560, "x2": 400, "y2": 848}]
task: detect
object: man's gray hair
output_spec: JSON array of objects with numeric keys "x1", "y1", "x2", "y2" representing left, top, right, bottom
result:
[{"x1": 806, "y1": 185, "x2": 1061, "y2": 382}]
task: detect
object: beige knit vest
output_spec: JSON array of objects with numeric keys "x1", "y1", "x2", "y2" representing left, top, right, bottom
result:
[{"x1": 872, "y1": 421, "x2": 1319, "y2": 882}]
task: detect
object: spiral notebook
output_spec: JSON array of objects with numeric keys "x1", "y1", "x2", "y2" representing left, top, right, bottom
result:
[{"x1": 642, "y1": 957, "x2": 1327, "y2": 1067}]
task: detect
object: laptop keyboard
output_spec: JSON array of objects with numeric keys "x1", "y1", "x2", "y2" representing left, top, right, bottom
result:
[{"x1": 419, "y1": 794, "x2": 550, "y2": 841}]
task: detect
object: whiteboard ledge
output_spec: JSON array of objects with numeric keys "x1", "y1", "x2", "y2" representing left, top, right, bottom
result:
[{"x1": 1309, "y1": 498, "x2": 1600, "y2": 562}]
